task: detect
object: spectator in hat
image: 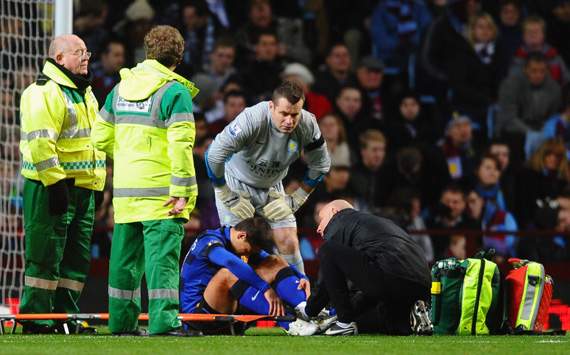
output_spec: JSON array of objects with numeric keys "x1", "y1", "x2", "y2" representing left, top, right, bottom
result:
[
  {"x1": 355, "y1": 56, "x2": 386, "y2": 122},
  {"x1": 282, "y1": 62, "x2": 332, "y2": 119},
  {"x1": 114, "y1": 0, "x2": 155, "y2": 66},
  {"x1": 313, "y1": 42, "x2": 358, "y2": 103},
  {"x1": 437, "y1": 113, "x2": 477, "y2": 187}
]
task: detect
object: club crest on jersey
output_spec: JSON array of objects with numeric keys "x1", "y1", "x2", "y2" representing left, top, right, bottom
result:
[
  {"x1": 288, "y1": 140, "x2": 298, "y2": 153},
  {"x1": 229, "y1": 124, "x2": 242, "y2": 137}
]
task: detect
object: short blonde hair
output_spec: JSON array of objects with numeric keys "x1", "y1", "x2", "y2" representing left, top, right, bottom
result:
[
  {"x1": 144, "y1": 25, "x2": 184, "y2": 67},
  {"x1": 522, "y1": 15, "x2": 546, "y2": 33},
  {"x1": 359, "y1": 129, "x2": 386, "y2": 150},
  {"x1": 468, "y1": 13, "x2": 498, "y2": 44}
]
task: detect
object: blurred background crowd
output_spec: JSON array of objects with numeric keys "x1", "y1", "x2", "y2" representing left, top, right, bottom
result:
[{"x1": 3, "y1": 0, "x2": 570, "y2": 269}]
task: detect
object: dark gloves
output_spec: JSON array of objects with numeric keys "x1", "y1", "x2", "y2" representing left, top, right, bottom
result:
[
  {"x1": 47, "y1": 180, "x2": 70, "y2": 215},
  {"x1": 94, "y1": 191, "x2": 104, "y2": 211}
]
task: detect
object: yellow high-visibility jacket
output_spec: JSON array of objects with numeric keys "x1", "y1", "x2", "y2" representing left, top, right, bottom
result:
[
  {"x1": 20, "y1": 59, "x2": 106, "y2": 191},
  {"x1": 91, "y1": 59, "x2": 199, "y2": 223}
]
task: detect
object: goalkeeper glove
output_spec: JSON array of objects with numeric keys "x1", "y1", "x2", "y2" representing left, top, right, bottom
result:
[
  {"x1": 262, "y1": 187, "x2": 309, "y2": 221},
  {"x1": 215, "y1": 185, "x2": 255, "y2": 220}
]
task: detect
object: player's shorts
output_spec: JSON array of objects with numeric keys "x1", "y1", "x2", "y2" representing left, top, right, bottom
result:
[{"x1": 215, "y1": 173, "x2": 297, "y2": 228}]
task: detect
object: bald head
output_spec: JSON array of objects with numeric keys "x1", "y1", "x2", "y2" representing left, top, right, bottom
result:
[
  {"x1": 49, "y1": 34, "x2": 80, "y2": 58},
  {"x1": 316, "y1": 199, "x2": 354, "y2": 237},
  {"x1": 48, "y1": 34, "x2": 90, "y2": 75}
]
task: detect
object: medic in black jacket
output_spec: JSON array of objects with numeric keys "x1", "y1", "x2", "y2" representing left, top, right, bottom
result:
[{"x1": 303, "y1": 200, "x2": 433, "y2": 336}]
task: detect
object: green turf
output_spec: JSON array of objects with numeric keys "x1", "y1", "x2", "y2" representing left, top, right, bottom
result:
[{"x1": 0, "y1": 329, "x2": 569, "y2": 355}]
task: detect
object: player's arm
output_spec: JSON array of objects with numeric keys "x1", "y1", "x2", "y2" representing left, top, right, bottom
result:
[
  {"x1": 162, "y1": 86, "x2": 199, "y2": 215},
  {"x1": 92, "y1": 87, "x2": 116, "y2": 159},
  {"x1": 206, "y1": 243, "x2": 271, "y2": 292},
  {"x1": 205, "y1": 109, "x2": 259, "y2": 219},
  {"x1": 300, "y1": 113, "x2": 331, "y2": 191}
]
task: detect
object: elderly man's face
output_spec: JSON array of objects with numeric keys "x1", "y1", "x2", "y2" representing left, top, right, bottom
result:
[{"x1": 56, "y1": 36, "x2": 90, "y2": 75}]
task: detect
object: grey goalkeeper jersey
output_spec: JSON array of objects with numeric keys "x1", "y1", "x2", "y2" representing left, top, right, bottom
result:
[{"x1": 207, "y1": 101, "x2": 331, "y2": 189}]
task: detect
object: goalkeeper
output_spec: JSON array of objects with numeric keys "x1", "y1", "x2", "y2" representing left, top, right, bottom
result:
[{"x1": 206, "y1": 80, "x2": 330, "y2": 273}]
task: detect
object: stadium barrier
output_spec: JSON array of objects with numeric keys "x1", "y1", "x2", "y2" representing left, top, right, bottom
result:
[{"x1": 0, "y1": 313, "x2": 295, "y2": 335}]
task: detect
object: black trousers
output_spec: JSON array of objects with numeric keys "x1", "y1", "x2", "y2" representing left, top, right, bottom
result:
[{"x1": 306, "y1": 241, "x2": 429, "y2": 335}]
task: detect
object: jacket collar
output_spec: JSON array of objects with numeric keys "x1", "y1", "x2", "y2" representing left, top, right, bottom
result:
[{"x1": 43, "y1": 58, "x2": 90, "y2": 91}]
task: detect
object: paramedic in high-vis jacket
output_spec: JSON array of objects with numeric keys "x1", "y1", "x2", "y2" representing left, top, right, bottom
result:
[
  {"x1": 19, "y1": 34, "x2": 106, "y2": 334},
  {"x1": 92, "y1": 25, "x2": 199, "y2": 336}
]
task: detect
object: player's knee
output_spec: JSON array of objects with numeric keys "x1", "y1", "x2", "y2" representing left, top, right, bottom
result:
[
  {"x1": 214, "y1": 268, "x2": 238, "y2": 286},
  {"x1": 274, "y1": 236, "x2": 299, "y2": 254},
  {"x1": 272, "y1": 228, "x2": 299, "y2": 253}
]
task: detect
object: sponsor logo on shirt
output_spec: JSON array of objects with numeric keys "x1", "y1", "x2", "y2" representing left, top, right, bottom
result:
[{"x1": 247, "y1": 159, "x2": 281, "y2": 178}]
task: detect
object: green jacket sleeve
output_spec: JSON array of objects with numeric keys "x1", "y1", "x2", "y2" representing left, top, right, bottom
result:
[
  {"x1": 162, "y1": 84, "x2": 198, "y2": 199},
  {"x1": 91, "y1": 88, "x2": 116, "y2": 159}
]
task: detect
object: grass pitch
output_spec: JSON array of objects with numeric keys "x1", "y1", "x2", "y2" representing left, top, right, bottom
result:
[{"x1": 0, "y1": 328, "x2": 568, "y2": 355}]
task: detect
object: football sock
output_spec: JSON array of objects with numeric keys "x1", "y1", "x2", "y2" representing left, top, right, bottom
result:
[{"x1": 273, "y1": 267, "x2": 307, "y2": 308}]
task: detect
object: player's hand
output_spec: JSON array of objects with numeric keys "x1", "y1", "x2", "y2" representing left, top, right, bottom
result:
[
  {"x1": 264, "y1": 288, "x2": 285, "y2": 317},
  {"x1": 215, "y1": 185, "x2": 255, "y2": 220},
  {"x1": 262, "y1": 187, "x2": 309, "y2": 221},
  {"x1": 298, "y1": 278, "x2": 311, "y2": 299},
  {"x1": 164, "y1": 197, "x2": 187, "y2": 215},
  {"x1": 262, "y1": 188, "x2": 293, "y2": 221}
]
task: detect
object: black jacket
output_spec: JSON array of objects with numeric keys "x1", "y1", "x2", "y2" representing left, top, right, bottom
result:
[
  {"x1": 323, "y1": 209, "x2": 431, "y2": 287},
  {"x1": 422, "y1": 14, "x2": 506, "y2": 113}
]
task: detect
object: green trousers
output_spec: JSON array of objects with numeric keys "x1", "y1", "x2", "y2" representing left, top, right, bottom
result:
[
  {"x1": 108, "y1": 218, "x2": 184, "y2": 335},
  {"x1": 20, "y1": 178, "x2": 94, "y2": 327}
]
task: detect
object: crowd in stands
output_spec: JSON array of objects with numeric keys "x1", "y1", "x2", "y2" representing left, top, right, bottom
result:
[{"x1": 4, "y1": 0, "x2": 570, "y2": 266}]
